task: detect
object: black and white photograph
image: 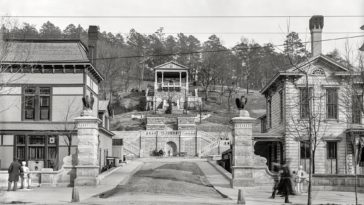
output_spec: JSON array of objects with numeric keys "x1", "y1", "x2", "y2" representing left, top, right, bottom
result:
[{"x1": 0, "y1": 0, "x2": 363, "y2": 204}]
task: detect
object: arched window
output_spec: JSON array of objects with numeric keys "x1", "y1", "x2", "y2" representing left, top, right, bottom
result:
[{"x1": 311, "y1": 68, "x2": 325, "y2": 75}]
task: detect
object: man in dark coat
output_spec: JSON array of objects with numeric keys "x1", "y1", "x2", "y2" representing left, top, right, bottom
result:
[
  {"x1": 277, "y1": 160, "x2": 295, "y2": 203},
  {"x1": 8, "y1": 158, "x2": 22, "y2": 191}
]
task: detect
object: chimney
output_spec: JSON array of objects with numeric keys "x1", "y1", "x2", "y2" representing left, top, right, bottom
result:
[
  {"x1": 309, "y1": 15, "x2": 324, "y2": 57},
  {"x1": 88, "y1": 25, "x2": 99, "y2": 67}
]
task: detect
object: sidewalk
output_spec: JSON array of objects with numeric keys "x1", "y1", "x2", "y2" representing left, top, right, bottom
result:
[
  {"x1": 198, "y1": 160, "x2": 364, "y2": 205},
  {"x1": 0, "y1": 160, "x2": 143, "y2": 204}
]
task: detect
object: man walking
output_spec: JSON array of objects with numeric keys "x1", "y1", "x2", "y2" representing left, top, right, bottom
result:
[
  {"x1": 8, "y1": 158, "x2": 22, "y2": 191},
  {"x1": 277, "y1": 160, "x2": 295, "y2": 203}
]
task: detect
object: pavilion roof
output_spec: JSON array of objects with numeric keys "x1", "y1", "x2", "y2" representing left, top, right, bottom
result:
[{"x1": 153, "y1": 61, "x2": 190, "y2": 71}]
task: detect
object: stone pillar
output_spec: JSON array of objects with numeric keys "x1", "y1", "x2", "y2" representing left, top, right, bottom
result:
[
  {"x1": 74, "y1": 114, "x2": 101, "y2": 186},
  {"x1": 231, "y1": 110, "x2": 256, "y2": 188}
]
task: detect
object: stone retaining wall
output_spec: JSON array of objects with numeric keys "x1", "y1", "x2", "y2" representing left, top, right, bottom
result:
[{"x1": 312, "y1": 174, "x2": 364, "y2": 192}]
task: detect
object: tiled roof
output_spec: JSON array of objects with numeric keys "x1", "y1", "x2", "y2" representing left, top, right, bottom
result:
[{"x1": 1, "y1": 39, "x2": 89, "y2": 63}]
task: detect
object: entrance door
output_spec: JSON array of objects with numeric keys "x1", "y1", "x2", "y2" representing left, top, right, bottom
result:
[
  {"x1": 326, "y1": 141, "x2": 337, "y2": 174},
  {"x1": 165, "y1": 141, "x2": 177, "y2": 156}
]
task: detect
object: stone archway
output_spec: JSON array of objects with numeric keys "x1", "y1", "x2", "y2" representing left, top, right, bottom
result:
[{"x1": 165, "y1": 141, "x2": 177, "y2": 156}]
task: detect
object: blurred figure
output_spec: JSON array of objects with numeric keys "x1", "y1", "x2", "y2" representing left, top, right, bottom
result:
[
  {"x1": 7, "y1": 158, "x2": 21, "y2": 191},
  {"x1": 296, "y1": 165, "x2": 308, "y2": 193},
  {"x1": 270, "y1": 163, "x2": 282, "y2": 199},
  {"x1": 20, "y1": 161, "x2": 31, "y2": 189},
  {"x1": 277, "y1": 160, "x2": 295, "y2": 203}
]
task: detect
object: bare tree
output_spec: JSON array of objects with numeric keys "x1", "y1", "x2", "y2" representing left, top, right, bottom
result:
[
  {"x1": 337, "y1": 46, "x2": 364, "y2": 205},
  {"x1": 61, "y1": 97, "x2": 81, "y2": 156}
]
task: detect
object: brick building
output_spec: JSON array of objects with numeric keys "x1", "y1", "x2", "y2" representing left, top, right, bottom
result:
[
  {"x1": 0, "y1": 26, "x2": 114, "y2": 171},
  {"x1": 258, "y1": 16, "x2": 364, "y2": 174}
]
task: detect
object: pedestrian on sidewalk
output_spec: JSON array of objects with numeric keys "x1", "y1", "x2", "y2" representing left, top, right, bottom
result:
[
  {"x1": 20, "y1": 161, "x2": 31, "y2": 189},
  {"x1": 296, "y1": 165, "x2": 308, "y2": 193},
  {"x1": 277, "y1": 160, "x2": 295, "y2": 203},
  {"x1": 269, "y1": 163, "x2": 282, "y2": 199},
  {"x1": 7, "y1": 158, "x2": 21, "y2": 191}
]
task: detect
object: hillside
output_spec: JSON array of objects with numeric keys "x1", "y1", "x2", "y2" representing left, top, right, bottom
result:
[{"x1": 110, "y1": 87, "x2": 266, "y2": 132}]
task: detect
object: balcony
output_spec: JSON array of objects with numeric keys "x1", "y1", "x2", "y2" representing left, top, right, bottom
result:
[{"x1": 156, "y1": 82, "x2": 186, "y2": 92}]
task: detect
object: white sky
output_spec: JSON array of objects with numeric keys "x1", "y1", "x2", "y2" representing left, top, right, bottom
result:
[{"x1": 0, "y1": 0, "x2": 363, "y2": 56}]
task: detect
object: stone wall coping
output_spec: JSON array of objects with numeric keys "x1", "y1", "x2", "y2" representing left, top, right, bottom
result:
[
  {"x1": 232, "y1": 117, "x2": 256, "y2": 123},
  {"x1": 232, "y1": 165, "x2": 267, "y2": 169},
  {"x1": 75, "y1": 165, "x2": 100, "y2": 169},
  {"x1": 313, "y1": 174, "x2": 364, "y2": 177},
  {"x1": 0, "y1": 170, "x2": 62, "y2": 175},
  {"x1": 74, "y1": 116, "x2": 102, "y2": 123}
]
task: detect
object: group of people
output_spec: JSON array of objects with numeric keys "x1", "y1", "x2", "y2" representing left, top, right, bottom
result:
[
  {"x1": 270, "y1": 161, "x2": 309, "y2": 204},
  {"x1": 7, "y1": 158, "x2": 31, "y2": 191}
]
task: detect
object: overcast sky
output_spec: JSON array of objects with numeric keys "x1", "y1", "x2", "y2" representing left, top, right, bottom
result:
[{"x1": 1, "y1": 0, "x2": 363, "y2": 57}]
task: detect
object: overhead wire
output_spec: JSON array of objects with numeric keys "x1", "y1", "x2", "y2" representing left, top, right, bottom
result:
[
  {"x1": 2, "y1": 15, "x2": 364, "y2": 18},
  {"x1": 89, "y1": 34, "x2": 364, "y2": 61}
]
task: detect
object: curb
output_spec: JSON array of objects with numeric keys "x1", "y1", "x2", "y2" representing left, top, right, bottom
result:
[
  {"x1": 118, "y1": 161, "x2": 144, "y2": 186},
  {"x1": 207, "y1": 160, "x2": 232, "y2": 181},
  {"x1": 91, "y1": 161, "x2": 144, "y2": 199}
]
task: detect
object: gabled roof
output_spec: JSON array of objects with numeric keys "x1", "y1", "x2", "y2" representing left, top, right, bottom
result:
[
  {"x1": 153, "y1": 61, "x2": 190, "y2": 71},
  {"x1": 260, "y1": 54, "x2": 350, "y2": 94},
  {"x1": 1, "y1": 39, "x2": 89, "y2": 63},
  {"x1": 287, "y1": 54, "x2": 349, "y2": 73}
]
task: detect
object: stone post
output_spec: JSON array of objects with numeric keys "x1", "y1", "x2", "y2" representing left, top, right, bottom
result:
[
  {"x1": 231, "y1": 110, "x2": 256, "y2": 188},
  {"x1": 74, "y1": 113, "x2": 101, "y2": 186}
]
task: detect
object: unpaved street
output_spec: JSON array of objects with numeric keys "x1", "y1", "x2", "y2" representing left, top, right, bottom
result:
[{"x1": 81, "y1": 161, "x2": 233, "y2": 205}]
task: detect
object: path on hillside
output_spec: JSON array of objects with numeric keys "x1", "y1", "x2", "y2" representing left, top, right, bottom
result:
[{"x1": 81, "y1": 159, "x2": 233, "y2": 205}]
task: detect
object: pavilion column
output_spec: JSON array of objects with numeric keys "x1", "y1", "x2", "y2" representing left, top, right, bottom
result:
[
  {"x1": 162, "y1": 71, "x2": 164, "y2": 87},
  {"x1": 186, "y1": 71, "x2": 189, "y2": 94},
  {"x1": 154, "y1": 71, "x2": 158, "y2": 92},
  {"x1": 179, "y1": 71, "x2": 182, "y2": 87}
]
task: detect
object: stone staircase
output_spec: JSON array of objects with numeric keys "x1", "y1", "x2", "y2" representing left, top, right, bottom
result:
[
  {"x1": 123, "y1": 139, "x2": 140, "y2": 157},
  {"x1": 199, "y1": 131, "x2": 220, "y2": 156}
]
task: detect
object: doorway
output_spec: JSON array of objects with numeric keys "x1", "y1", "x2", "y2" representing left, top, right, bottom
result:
[{"x1": 165, "y1": 141, "x2": 177, "y2": 156}]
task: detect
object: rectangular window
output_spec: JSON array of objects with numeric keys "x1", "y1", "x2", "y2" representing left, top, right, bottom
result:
[
  {"x1": 268, "y1": 98, "x2": 272, "y2": 128},
  {"x1": 352, "y1": 95, "x2": 362, "y2": 124},
  {"x1": 300, "y1": 140, "x2": 311, "y2": 172},
  {"x1": 300, "y1": 141, "x2": 311, "y2": 159},
  {"x1": 23, "y1": 86, "x2": 51, "y2": 121},
  {"x1": 300, "y1": 88, "x2": 312, "y2": 118},
  {"x1": 279, "y1": 90, "x2": 283, "y2": 123},
  {"x1": 360, "y1": 146, "x2": 364, "y2": 167},
  {"x1": 112, "y1": 139, "x2": 123, "y2": 146},
  {"x1": 326, "y1": 88, "x2": 338, "y2": 119},
  {"x1": 327, "y1": 141, "x2": 337, "y2": 159}
]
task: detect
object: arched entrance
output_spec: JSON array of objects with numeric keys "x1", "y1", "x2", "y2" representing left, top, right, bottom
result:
[{"x1": 165, "y1": 141, "x2": 177, "y2": 157}]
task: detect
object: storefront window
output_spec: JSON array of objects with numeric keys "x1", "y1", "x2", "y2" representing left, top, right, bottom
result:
[{"x1": 14, "y1": 135, "x2": 58, "y2": 169}]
